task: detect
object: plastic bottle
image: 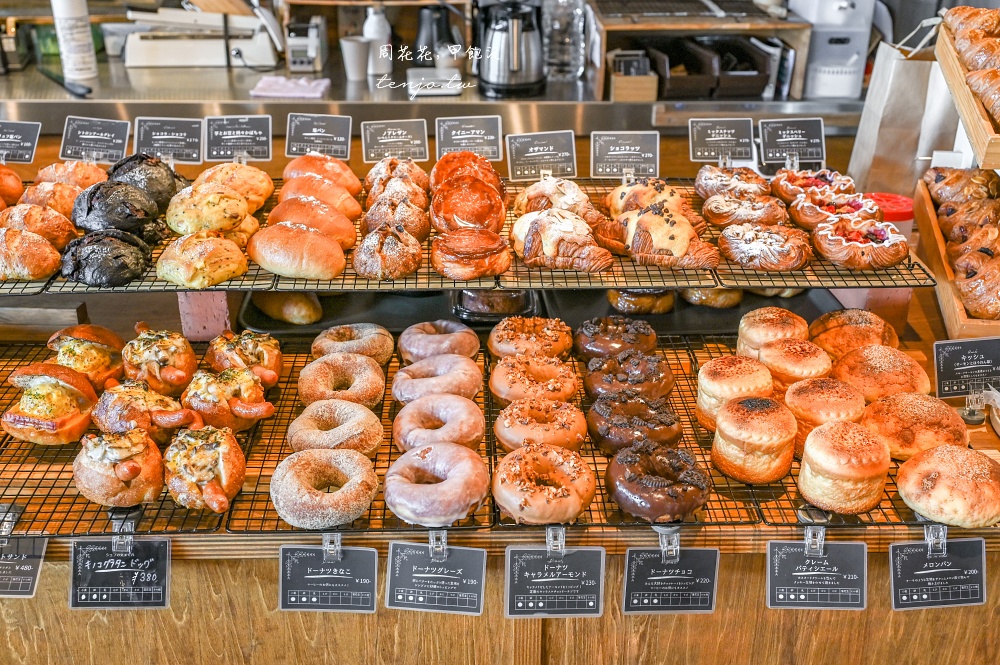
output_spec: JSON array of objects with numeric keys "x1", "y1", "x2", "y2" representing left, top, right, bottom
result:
[
  {"x1": 543, "y1": 0, "x2": 585, "y2": 81},
  {"x1": 50, "y1": 0, "x2": 98, "y2": 80},
  {"x1": 363, "y1": 6, "x2": 393, "y2": 76}
]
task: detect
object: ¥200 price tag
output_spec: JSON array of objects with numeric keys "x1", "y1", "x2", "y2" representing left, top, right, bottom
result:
[
  {"x1": 385, "y1": 541, "x2": 486, "y2": 615},
  {"x1": 890, "y1": 538, "x2": 986, "y2": 610},
  {"x1": 590, "y1": 131, "x2": 659, "y2": 178},
  {"x1": 204, "y1": 115, "x2": 272, "y2": 162},
  {"x1": 285, "y1": 113, "x2": 352, "y2": 159},
  {"x1": 279, "y1": 545, "x2": 377, "y2": 613},
  {"x1": 0, "y1": 121, "x2": 42, "y2": 163},
  {"x1": 361, "y1": 120, "x2": 429, "y2": 163},
  {"x1": 60, "y1": 116, "x2": 130, "y2": 163},
  {"x1": 505, "y1": 546, "x2": 605, "y2": 618},
  {"x1": 134, "y1": 117, "x2": 204, "y2": 163},
  {"x1": 767, "y1": 540, "x2": 866, "y2": 610},
  {"x1": 70, "y1": 538, "x2": 170, "y2": 609},
  {"x1": 436, "y1": 115, "x2": 503, "y2": 161},
  {"x1": 0, "y1": 537, "x2": 47, "y2": 598},
  {"x1": 622, "y1": 547, "x2": 719, "y2": 614},
  {"x1": 505, "y1": 130, "x2": 577, "y2": 181}
]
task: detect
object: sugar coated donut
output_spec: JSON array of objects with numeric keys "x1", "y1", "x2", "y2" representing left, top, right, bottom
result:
[
  {"x1": 270, "y1": 449, "x2": 379, "y2": 529},
  {"x1": 391, "y1": 354, "x2": 482, "y2": 404},
  {"x1": 398, "y1": 320, "x2": 480, "y2": 365},
  {"x1": 492, "y1": 442, "x2": 596, "y2": 524},
  {"x1": 493, "y1": 398, "x2": 586, "y2": 452},
  {"x1": 298, "y1": 353, "x2": 386, "y2": 409},
  {"x1": 392, "y1": 394, "x2": 485, "y2": 451},
  {"x1": 286, "y1": 399, "x2": 383, "y2": 455},
  {"x1": 383, "y1": 442, "x2": 490, "y2": 527},
  {"x1": 489, "y1": 355, "x2": 578, "y2": 407},
  {"x1": 311, "y1": 323, "x2": 395, "y2": 366}
]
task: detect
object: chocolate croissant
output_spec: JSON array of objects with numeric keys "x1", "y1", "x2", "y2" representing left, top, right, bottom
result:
[
  {"x1": 937, "y1": 198, "x2": 1000, "y2": 241},
  {"x1": 956, "y1": 254, "x2": 1000, "y2": 319},
  {"x1": 923, "y1": 165, "x2": 1000, "y2": 205}
]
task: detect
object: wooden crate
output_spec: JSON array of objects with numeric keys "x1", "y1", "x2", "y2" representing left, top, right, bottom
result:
[
  {"x1": 913, "y1": 180, "x2": 1000, "y2": 338},
  {"x1": 935, "y1": 24, "x2": 1000, "y2": 169}
]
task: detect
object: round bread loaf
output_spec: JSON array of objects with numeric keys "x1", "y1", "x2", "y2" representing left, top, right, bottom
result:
[
  {"x1": 247, "y1": 222, "x2": 346, "y2": 280},
  {"x1": 796, "y1": 421, "x2": 890, "y2": 515},
  {"x1": 830, "y1": 344, "x2": 931, "y2": 403},
  {"x1": 808, "y1": 309, "x2": 898, "y2": 361},
  {"x1": 861, "y1": 392, "x2": 969, "y2": 461},
  {"x1": 897, "y1": 445, "x2": 1000, "y2": 528}
]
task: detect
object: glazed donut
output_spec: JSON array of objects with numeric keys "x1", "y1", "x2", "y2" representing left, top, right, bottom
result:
[
  {"x1": 270, "y1": 449, "x2": 379, "y2": 530},
  {"x1": 573, "y1": 315, "x2": 657, "y2": 360},
  {"x1": 392, "y1": 394, "x2": 485, "y2": 451},
  {"x1": 493, "y1": 398, "x2": 587, "y2": 452},
  {"x1": 606, "y1": 440, "x2": 712, "y2": 523},
  {"x1": 489, "y1": 355, "x2": 578, "y2": 407},
  {"x1": 487, "y1": 316, "x2": 573, "y2": 358},
  {"x1": 607, "y1": 289, "x2": 676, "y2": 315},
  {"x1": 311, "y1": 324, "x2": 395, "y2": 366},
  {"x1": 391, "y1": 354, "x2": 482, "y2": 404},
  {"x1": 812, "y1": 219, "x2": 909, "y2": 270},
  {"x1": 383, "y1": 442, "x2": 490, "y2": 527},
  {"x1": 492, "y1": 443, "x2": 596, "y2": 524},
  {"x1": 398, "y1": 320, "x2": 480, "y2": 365},
  {"x1": 286, "y1": 399, "x2": 383, "y2": 455},
  {"x1": 586, "y1": 390, "x2": 682, "y2": 455},
  {"x1": 583, "y1": 349, "x2": 675, "y2": 401},
  {"x1": 298, "y1": 353, "x2": 386, "y2": 409}
]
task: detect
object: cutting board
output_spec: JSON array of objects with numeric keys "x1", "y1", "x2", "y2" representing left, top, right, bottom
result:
[{"x1": 189, "y1": 0, "x2": 255, "y2": 17}]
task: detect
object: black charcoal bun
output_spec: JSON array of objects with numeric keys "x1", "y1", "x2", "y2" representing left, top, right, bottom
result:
[
  {"x1": 72, "y1": 181, "x2": 159, "y2": 236},
  {"x1": 60, "y1": 229, "x2": 151, "y2": 287},
  {"x1": 107, "y1": 153, "x2": 177, "y2": 215}
]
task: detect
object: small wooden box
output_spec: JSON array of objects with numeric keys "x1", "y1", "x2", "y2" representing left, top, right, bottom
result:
[{"x1": 609, "y1": 73, "x2": 659, "y2": 102}]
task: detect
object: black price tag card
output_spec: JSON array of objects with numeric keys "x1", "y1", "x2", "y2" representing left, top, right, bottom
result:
[
  {"x1": 933, "y1": 337, "x2": 1000, "y2": 397},
  {"x1": 622, "y1": 547, "x2": 719, "y2": 615},
  {"x1": 0, "y1": 537, "x2": 47, "y2": 598},
  {"x1": 688, "y1": 118, "x2": 754, "y2": 162},
  {"x1": 204, "y1": 115, "x2": 272, "y2": 162},
  {"x1": 505, "y1": 130, "x2": 577, "y2": 181},
  {"x1": 505, "y1": 546, "x2": 605, "y2": 618},
  {"x1": 758, "y1": 118, "x2": 825, "y2": 165},
  {"x1": 0, "y1": 121, "x2": 42, "y2": 163},
  {"x1": 70, "y1": 539, "x2": 170, "y2": 610},
  {"x1": 590, "y1": 131, "x2": 659, "y2": 178},
  {"x1": 285, "y1": 113, "x2": 353, "y2": 159},
  {"x1": 279, "y1": 545, "x2": 377, "y2": 613},
  {"x1": 134, "y1": 117, "x2": 203, "y2": 164},
  {"x1": 385, "y1": 541, "x2": 486, "y2": 615},
  {"x1": 890, "y1": 539, "x2": 986, "y2": 610},
  {"x1": 60, "y1": 116, "x2": 131, "y2": 163},
  {"x1": 361, "y1": 120, "x2": 429, "y2": 163},
  {"x1": 766, "y1": 541, "x2": 866, "y2": 610},
  {"x1": 436, "y1": 115, "x2": 503, "y2": 161}
]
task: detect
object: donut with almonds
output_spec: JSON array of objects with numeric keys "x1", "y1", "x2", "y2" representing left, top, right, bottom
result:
[
  {"x1": 693, "y1": 165, "x2": 770, "y2": 200},
  {"x1": 430, "y1": 228, "x2": 511, "y2": 280},
  {"x1": 489, "y1": 355, "x2": 578, "y2": 407},
  {"x1": 796, "y1": 421, "x2": 889, "y2": 515},
  {"x1": 584, "y1": 349, "x2": 675, "y2": 401},
  {"x1": 736, "y1": 307, "x2": 808, "y2": 359},
  {"x1": 488, "y1": 316, "x2": 573, "y2": 359},
  {"x1": 384, "y1": 442, "x2": 490, "y2": 527},
  {"x1": 398, "y1": 320, "x2": 479, "y2": 365},
  {"x1": 711, "y1": 396, "x2": 797, "y2": 484},
  {"x1": 897, "y1": 446, "x2": 1000, "y2": 528},
  {"x1": 606, "y1": 441, "x2": 712, "y2": 523},
  {"x1": 270, "y1": 449, "x2": 378, "y2": 529},
  {"x1": 312, "y1": 323, "x2": 394, "y2": 366},
  {"x1": 718, "y1": 223, "x2": 813, "y2": 272},
  {"x1": 391, "y1": 353, "x2": 482, "y2": 404},
  {"x1": 298, "y1": 353, "x2": 386, "y2": 409},
  {"x1": 586, "y1": 390, "x2": 681, "y2": 455},
  {"x1": 812, "y1": 218, "x2": 909, "y2": 270},
  {"x1": 770, "y1": 168, "x2": 855, "y2": 204},
  {"x1": 861, "y1": 392, "x2": 969, "y2": 461},
  {"x1": 286, "y1": 399, "x2": 383, "y2": 455},
  {"x1": 164, "y1": 426, "x2": 245, "y2": 513},
  {"x1": 695, "y1": 355, "x2": 773, "y2": 432},
  {"x1": 789, "y1": 189, "x2": 881, "y2": 231},
  {"x1": 573, "y1": 315, "x2": 657, "y2": 360},
  {"x1": 492, "y1": 442, "x2": 596, "y2": 524},
  {"x1": 73, "y1": 429, "x2": 164, "y2": 507},
  {"x1": 830, "y1": 344, "x2": 931, "y2": 403},
  {"x1": 784, "y1": 377, "x2": 866, "y2": 459},
  {"x1": 393, "y1": 394, "x2": 485, "y2": 452},
  {"x1": 701, "y1": 194, "x2": 788, "y2": 228},
  {"x1": 493, "y1": 398, "x2": 587, "y2": 452},
  {"x1": 808, "y1": 309, "x2": 898, "y2": 361}
]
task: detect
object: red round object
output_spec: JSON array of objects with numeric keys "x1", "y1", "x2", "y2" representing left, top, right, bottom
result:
[{"x1": 867, "y1": 192, "x2": 913, "y2": 222}]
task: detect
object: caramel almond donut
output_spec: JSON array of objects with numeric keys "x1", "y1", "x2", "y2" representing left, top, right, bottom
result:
[
  {"x1": 312, "y1": 324, "x2": 395, "y2": 366},
  {"x1": 586, "y1": 390, "x2": 681, "y2": 455},
  {"x1": 489, "y1": 355, "x2": 578, "y2": 407},
  {"x1": 73, "y1": 429, "x2": 164, "y2": 507},
  {"x1": 718, "y1": 223, "x2": 813, "y2": 272},
  {"x1": 701, "y1": 194, "x2": 788, "y2": 228},
  {"x1": 573, "y1": 315, "x2": 657, "y2": 360},
  {"x1": 606, "y1": 441, "x2": 712, "y2": 523},
  {"x1": 287, "y1": 399, "x2": 383, "y2": 455},
  {"x1": 384, "y1": 442, "x2": 490, "y2": 527},
  {"x1": 298, "y1": 353, "x2": 386, "y2": 409},
  {"x1": 487, "y1": 316, "x2": 573, "y2": 359},
  {"x1": 812, "y1": 218, "x2": 909, "y2": 270},
  {"x1": 391, "y1": 354, "x2": 482, "y2": 404},
  {"x1": 583, "y1": 349, "x2": 675, "y2": 401},
  {"x1": 164, "y1": 426, "x2": 245, "y2": 513},
  {"x1": 770, "y1": 168, "x2": 855, "y2": 205},
  {"x1": 392, "y1": 394, "x2": 485, "y2": 452},
  {"x1": 493, "y1": 443, "x2": 596, "y2": 524},
  {"x1": 398, "y1": 320, "x2": 480, "y2": 365},
  {"x1": 270, "y1": 449, "x2": 379, "y2": 529},
  {"x1": 493, "y1": 398, "x2": 587, "y2": 452}
]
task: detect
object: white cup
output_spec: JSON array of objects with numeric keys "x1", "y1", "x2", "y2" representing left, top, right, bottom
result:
[{"x1": 341, "y1": 36, "x2": 373, "y2": 81}]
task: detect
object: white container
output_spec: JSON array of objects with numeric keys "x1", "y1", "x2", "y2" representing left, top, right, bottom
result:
[
  {"x1": 340, "y1": 36, "x2": 372, "y2": 81},
  {"x1": 51, "y1": 0, "x2": 98, "y2": 80},
  {"x1": 363, "y1": 7, "x2": 393, "y2": 76}
]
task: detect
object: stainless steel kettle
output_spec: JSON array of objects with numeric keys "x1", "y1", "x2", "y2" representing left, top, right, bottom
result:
[{"x1": 477, "y1": 2, "x2": 545, "y2": 98}]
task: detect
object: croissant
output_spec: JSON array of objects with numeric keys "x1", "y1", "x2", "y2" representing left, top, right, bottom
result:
[
  {"x1": 718, "y1": 223, "x2": 813, "y2": 272},
  {"x1": 955, "y1": 254, "x2": 1000, "y2": 319},
  {"x1": 945, "y1": 7, "x2": 1000, "y2": 35},
  {"x1": 701, "y1": 194, "x2": 788, "y2": 228},
  {"x1": 604, "y1": 178, "x2": 706, "y2": 234},
  {"x1": 789, "y1": 189, "x2": 881, "y2": 231},
  {"x1": 937, "y1": 198, "x2": 1000, "y2": 240},
  {"x1": 512, "y1": 177, "x2": 607, "y2": 228},
  {"x1": 947, "y1": 224, "x2": 1000, "y2": 267},
  {"x1": 511, "y1": 209, "x2": 613, "y2": 273},
  {"x1": 923, "y1": 165, "x2": 1000, "y2": 205},
  {"x1": 693, "y1": 166, "x2": 770, "y2": 200},
  {"x1": 966, "y1": 69, "x2": 1000, "y2": 127},
  {"x1": 956, "y1": 30, "x2": 1000, "y2": 70},
  {"x1": 812, "y1": 218, "x2": 909, "y2": 270},
  {"x1": 954, "y1": 246, "x2": 998, "y2": 276}
]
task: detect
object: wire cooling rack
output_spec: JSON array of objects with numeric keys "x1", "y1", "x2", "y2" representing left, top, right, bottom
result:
[
  {"x1": 225, "y1": 347, "x2": 496, "y2": 534},
  {"x1": 0, "y1": 277, "x2": 54, "y2": 296}
]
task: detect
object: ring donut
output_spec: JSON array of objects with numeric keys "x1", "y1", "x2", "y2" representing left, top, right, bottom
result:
[
  {"x1": 383, "y1": 442, "x2": 490, "y2": 527},
  {"x1": 298, "y1": 353, "x2": 386, "y2": 409},
  {"x1": 287, "y1": 399, "x2": 383, "y2": 455},
  {"x1": 270, "y1": 449, "x2": 379, "y2": 529},
  {"x1": 392, "y1": 394, "x2": 485, "y2": 452},
  {"x1": 492, "y1": 442, "x2": 596, "y2": 524},
  {"x1": 391, "y1": 354, "x2": 482, "y2": 404},
  {"x1": 606, "y1": 440, "x2": 712, "y2": 523},
  {"x1": 489, "y1": 355, "x2": 578, "y2": 407},
  {"x1": 397, "y1": 320, "x2": 480, "y2": 365},
  {"x1": 312, "y1": 324, "x2": 395, "y2": 366},
  {"x1": 487, "y1": 316, "x2": 573, "y2": 358},
  {"x1": 494, "y1": 398, "x2": 587, "y2": 452}
]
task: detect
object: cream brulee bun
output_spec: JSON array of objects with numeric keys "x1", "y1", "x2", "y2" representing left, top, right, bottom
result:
[
  {"x1": 383, "y1": 442, "x2": 490, "y2": 527},
  {"x1": 695, "y1": 355, "x2": 773, "y2": 432},
  {"x1": 270, "y1": 449, "x2": 378, "y2": 530},
  {"x1": 756, "y1": 338, "x2": 832, "y2": 400},
  {"x1": 796, "y1": 421, "x2": 890, "y2": 515},
  {"x1": 861, "y1": 392, "x2": 969, "y2": 461},
  {"x1": 492, "y1": 443, "x2": 596, "y2": 524},
  {"x1": 784, "y1": 378, "x2": 866, "y2": 459},
  {"x1": 808, "y1": 309, "x2": 898, "y2": 361},
  {"x1": 830, "y1": 345, "x2": 931, "y2": 403},
  {"x1": 897, "y1": 446, "x2": 1000, "y2": 528},
  {"x1": 736, "y1": 307, "x2": 808, "y2": 359},
  {"x1": 711, "y1": 397, "x2": 797, "y2": 484}
]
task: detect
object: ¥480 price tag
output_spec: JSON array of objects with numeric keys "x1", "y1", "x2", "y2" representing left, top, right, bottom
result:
[
  {"x1": 70, "y1": 538, "x2": 170, "y2": 609},
  {"x1": 0, "y1": 537, "x2": 47, "y2": 598},
  {"x1": 279, "y1": 545, "x2": 377, "y2": 613}
]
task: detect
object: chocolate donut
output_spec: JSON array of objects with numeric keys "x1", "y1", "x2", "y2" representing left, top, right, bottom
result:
[
  {"x1": 586, "y1": 391, "x2": 682, "y2": 455},
  {"x1": 573, "y1": 316, "x2": 657, "y2": 360},
  {"x1": 583, "y1": 349, "x2": 675, "y2": 401},
  {"x1": 606, "y1": 440, "x2": 712, "y2": 523}
]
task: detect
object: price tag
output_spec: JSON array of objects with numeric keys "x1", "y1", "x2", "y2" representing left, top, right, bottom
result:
[
  {"x1": 505, "y1": 546, "x2": 605, "y2": 618},
  {"x1": 622, "y1": 547, "x2": 719, "y2": 614},
  {"x1": 933, "y1": 336, "x2": 1000, "y2": 397},
  {"x1": 435, "y1": 115, "x2": 503, "y2": 161},
  {"x1": 758, "y1": 118, "x2": 825, "y2": 165},
  {"x1": 890, "y1": 539, "x2": 986, "y2": 610},
  {"x1": 767, "y1": 540, "x2": 866, "y2": 610},
  {"x1": 0, "y1": 121, "x2": 42, "y2": 163},
  {"x1": 60, "y1": 116, "x2": 131, "y2": 163},
  {"x1": 134, "y1": 117, "x2": 203, "y2": 164},
  {"x1": 687, "y1": 118, "x2": 753, "y2": 163},
  {"x1": 204, "y1": 115, "x2": 272, "y2": 162},
  {"x1": 70, "y1": 538, "x2": 170, "y2": 609},
  {"x1": 590, "y1": 131, "x2": 659, "y2": 178},
  {"x1": 279, "y1": 545, "x2": 377, "y2": 613},
  {"x1": 505, "y1": 130, "x2": 577, "y2": 181},
  {"x1": 0, "y1": 537, "x2": 47, "y2": 599},
  {"x1": 360, "y1": 120, "x2": 429, "y2": 163},
  {"x1": 285, "y1": 113, "x2": 353, "y2": 159},
  {"x1": 385, "y1": 541, "x2": 486, "y2": 615}
]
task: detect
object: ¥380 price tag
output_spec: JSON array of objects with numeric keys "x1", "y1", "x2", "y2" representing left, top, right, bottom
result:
[
  {"x1": 767, "y1": 540, "x2": 866, "y2": 610},
  {"x1": 70, "y1": 538, "x2": 170, "y2": 609},
  {"x1": 890, "y1": 538, "x2": 986, "y2": 610},
  {"x1": 279, "y1": 545, "x2": 377, "y2": 613}
]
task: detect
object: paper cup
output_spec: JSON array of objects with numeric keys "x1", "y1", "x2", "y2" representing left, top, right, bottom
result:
[{"x1": 341, "y1": 37, "x2": 372, "y2": 81}]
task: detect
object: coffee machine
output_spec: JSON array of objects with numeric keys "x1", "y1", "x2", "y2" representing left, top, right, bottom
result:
[{"x1": 474, "y1": 0, "x2": 546, "y2": 98}]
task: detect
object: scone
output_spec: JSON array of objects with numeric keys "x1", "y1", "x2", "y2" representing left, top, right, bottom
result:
[
  {"x1": 784, "y1": 378, "x2": 866, "y2": 459},
  {"x1": 695, "y1": 355, "x2": 773, "y2": 432},
  {"x1": 897, "y1": 446, "x2": 1000, "y2": 528},
  {"x1": 711, "y1": 397, "x2": 797, "y2": 484},
  {"x1": 830, "y1": 344, "x2": 931, "y2": 403},
  {"x1": 193, "y1": 162, "x2": 274, "y2": 213},
  {"x1": 736, "y1": 307, "x2": 808, "y2": 359},
  {"x1": 757, "y1": 338, "x2": 832, "y2": 400},
  {"x1": 808, "y1": 309, "x2": 898, "y2": 361},
  {"x1": 166, "y1": 183, "x2": 249, "y2": 235},
  {"x1": 796, "y1": 420, "x2": 890, "y2": 515},
  {"x1": 156, "y1": 231, "x2": 248, "y2": 288},
  {"x1": 861, "y1": 392, "x2": 969, "y2": 461}
]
